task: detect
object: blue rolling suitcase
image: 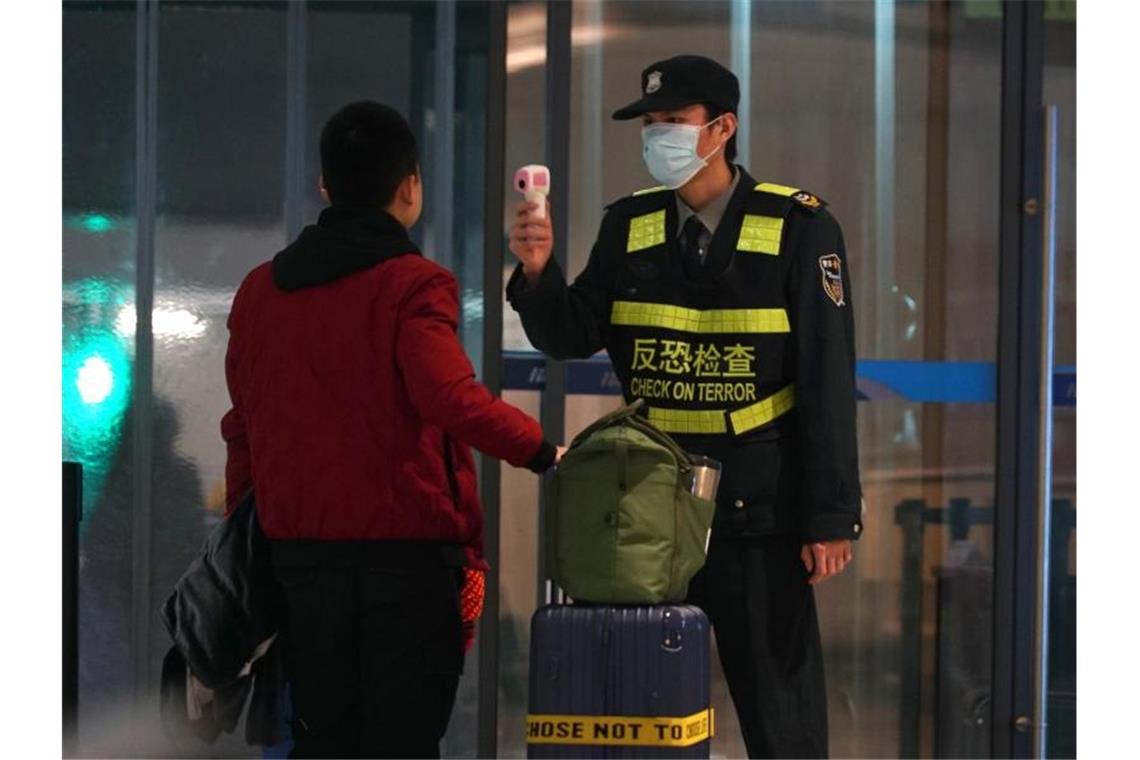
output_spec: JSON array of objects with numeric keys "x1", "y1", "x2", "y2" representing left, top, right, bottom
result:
[{"x1": 526, "y1": 604, "x2": 713, "y2": 758}]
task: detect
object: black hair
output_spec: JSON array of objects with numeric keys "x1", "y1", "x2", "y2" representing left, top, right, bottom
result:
[
  {"x1": 319, "y1": 101, "x2": 419, "y2": 208},
  {"x1": 702, "y1": 103, "x2": 738, "y2": 163}
]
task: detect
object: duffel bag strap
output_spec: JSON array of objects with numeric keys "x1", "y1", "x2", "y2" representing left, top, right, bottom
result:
[
  {"x1": 568, "y1": 398, "x2": 647, "y2": 450},
  {"x1": 623, "y1": 414, "x2": 693, "y2": 475}
]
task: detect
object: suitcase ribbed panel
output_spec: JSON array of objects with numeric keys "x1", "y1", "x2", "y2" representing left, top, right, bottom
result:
[{"x1": 528, "y1": 605, "x2": 711, "y2": 759}]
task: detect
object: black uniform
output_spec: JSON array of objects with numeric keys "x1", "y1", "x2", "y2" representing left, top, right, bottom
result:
[{"x1": 507, "y1": 166, "x2": 862, "y2": 758}]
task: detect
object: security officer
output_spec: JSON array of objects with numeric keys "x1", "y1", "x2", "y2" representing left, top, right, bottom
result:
[{"x1": 506, "y1": 55, "x2": 862, "y2": 758}]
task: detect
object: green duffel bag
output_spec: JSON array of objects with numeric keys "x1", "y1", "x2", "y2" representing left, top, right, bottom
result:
[{"x1": 546, "y1": 399, "x2": 717, "y2": 604}]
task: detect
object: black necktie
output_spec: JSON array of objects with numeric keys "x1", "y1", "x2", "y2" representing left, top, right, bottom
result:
[{"x1": 681, "y1": 215, "x2": 707, "y2": 278}]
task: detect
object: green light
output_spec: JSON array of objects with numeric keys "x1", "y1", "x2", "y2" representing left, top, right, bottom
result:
[
  {"x1": 63, "y1": 323, "x2": 133, "y2": 524},
  {"x1": 63, "y1": 329, "x2": 132, "y2": 444},
  {"x1": 76, "y1": 355, "x2": 115, "y2": 404},
  {"x1": 65, "y1": 212, "x2": 119, "y2": 234},
  {"x1": 86, "y1": 214, "x2": 114, "y2": 232}
]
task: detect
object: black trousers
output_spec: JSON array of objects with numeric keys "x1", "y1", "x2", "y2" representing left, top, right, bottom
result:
[
  {"x1": 272, "y1": 542, "x2": 465, "y2": 759},
  {"x1": 686, "y1": 534, "x2": 829, "y2": 759}
]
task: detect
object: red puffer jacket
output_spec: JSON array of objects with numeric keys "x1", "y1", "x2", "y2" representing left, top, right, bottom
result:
[{"x1": 221, "y1": 206, "x2": 554, "y2": 566}]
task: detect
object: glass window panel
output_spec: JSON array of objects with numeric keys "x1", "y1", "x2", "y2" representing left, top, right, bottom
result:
[
  {"x1": 452, "y1": 2, "x2": 491, "y2": 371},
  {"x1": 62, "y1": 3, "x2": 138, "y2": 753},
  {"x1": 746, "y1": 4, "x2": 1002, "y2": 756},
  {"x1": 502, "y1": 1, "x2": 547, "y2": 355}
]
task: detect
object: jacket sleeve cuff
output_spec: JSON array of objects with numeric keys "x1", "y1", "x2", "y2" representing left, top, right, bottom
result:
[
  {"x1": 505, "y1": 262, "x2": 531, "y2": 301},
  {"x1": 525, "y1": 439, "x2": 558, "y2": 474},
  {"x1": 801, "y1": 510, "x2": 864, "y2": 543},
  {"x1": 506, "y1": 260, "x2": 560, "y2": 311}
]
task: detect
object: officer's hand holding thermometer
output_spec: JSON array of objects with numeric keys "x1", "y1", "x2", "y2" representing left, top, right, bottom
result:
[
  {"x1": 507, "y1": 168, "x2": 567, "y2": 469},
  {"x1": 509, "y1": 164, "x2": 554, "y2": 286}
]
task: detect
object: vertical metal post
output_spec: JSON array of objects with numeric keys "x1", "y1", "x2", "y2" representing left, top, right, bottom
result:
[
  {"x1": 537, "y1": 0, "x2": 571, "y2": 608},
  {"x1": 896, "y1": 499, "x2": 926, "y2": 759},
  {"x1": 432, "y1": 0, "x2": 457, "y2": 269},
  {"x1": 730, "y1": 0, "x2": 751, "y2": 168},
  {"x1": 130, "y1": 0, "x2": 158, "y2": 705},
  {"x1": 993, "y1": 2, "x2": 1045, "y2": 757},
  {"x1": 477, "y1": 1, "x2": 507, "y2": 756},
  {"x1": 284, "y1": 1, "x2": 308, "y2": 241},
  {"x1": 874, "y1": 0, "x2": 896, "y2": 357},
  {"x1": 63, "y1": 462, "x2": 82, "y2": 757}
]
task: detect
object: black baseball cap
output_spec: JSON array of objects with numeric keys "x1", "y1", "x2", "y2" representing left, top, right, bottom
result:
[{"x1": 612, "y1": 55, "x2": 740, "y2": 121}]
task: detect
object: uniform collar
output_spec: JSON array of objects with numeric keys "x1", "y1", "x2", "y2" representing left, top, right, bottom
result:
[
  {"x1": 674, "y1": 165, "x2": 741, "y2": 238},
  {"x1": 673, "y1": 165, "x2": 757, "y2": 283}
]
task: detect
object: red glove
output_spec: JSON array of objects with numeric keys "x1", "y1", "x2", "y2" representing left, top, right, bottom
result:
[{"x1": 460, "y1": 567, "x2": 485, "y2": 652}]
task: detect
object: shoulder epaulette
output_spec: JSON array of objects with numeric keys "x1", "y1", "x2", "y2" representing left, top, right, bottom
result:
[
  {"x1": 752, "y1": 182, "x2": 827, "y2": 214},
  {"x1": 605, "y1": 185, "x2": 671, "y2": 211}
]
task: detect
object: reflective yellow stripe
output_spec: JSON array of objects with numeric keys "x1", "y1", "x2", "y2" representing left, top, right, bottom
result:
[
  {"x1": 632, "y1": 185, "x2": 669, "y2": 196},
  {"x1": 646, "y1": 385, "x2": 796, "y2": 436},
  {"x1": 728, "y1": 384, "x2": 796, "y2": 435},
  {"x1": 647, "y1": 408, "x2": 727, "y2": 435},
  {"x1": 737, "y1": 214, "x2": 784, "y2": 255},
  {"x1": 754, "y1": 181, "x2": 800, "y2": 196},
  {"x1": 626, "y1": 210, "x2": 667, "y2": 253},
  {"x1": 611, "y1": 301, "x2": 790, "y2": 334}
]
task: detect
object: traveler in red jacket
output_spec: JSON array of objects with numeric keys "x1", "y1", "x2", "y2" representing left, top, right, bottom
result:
[{"x1": 221, "y1": 100, "x2": 558, "y2": 759}]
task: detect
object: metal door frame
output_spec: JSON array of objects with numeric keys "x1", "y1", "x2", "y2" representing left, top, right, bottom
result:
[{"x1": 994, "y1": 1, "x2": 1051, "y2": 757}]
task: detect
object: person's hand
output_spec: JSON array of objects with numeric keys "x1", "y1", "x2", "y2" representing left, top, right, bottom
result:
[
  {"x1": 555, "y1": 445, "x2": 567, "y2": 464},
  {"x1": 508, "y1": 199, "x2": 553, "y2": 285},
  {"x1": 801, "y1": 540, "x2": 853, "y2": 585}
]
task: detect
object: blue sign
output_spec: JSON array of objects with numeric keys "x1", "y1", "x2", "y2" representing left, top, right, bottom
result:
[{"x1": 1053, "y1": 366, "x2": 1076, "y2": 407}]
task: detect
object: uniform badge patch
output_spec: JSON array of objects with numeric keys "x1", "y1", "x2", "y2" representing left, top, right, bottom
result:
[
  {"x1": 819, "y1": 254, "x2": 845, "y2": 306},
  {"x1": 793, "y1": 191, "x2": 822, "y2": 209},
  {"x1": 646, "y1": 70, "x2": 663, "y2": 94}
]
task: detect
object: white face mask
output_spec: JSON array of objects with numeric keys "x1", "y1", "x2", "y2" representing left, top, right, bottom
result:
[{"x1": 641, "y1": 115, "x2": 724, "y2": 189}]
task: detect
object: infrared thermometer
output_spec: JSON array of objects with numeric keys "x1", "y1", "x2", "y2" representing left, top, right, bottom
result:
[{"x1": 514, "y1": 164, "x2": 550, "y2": 219}]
